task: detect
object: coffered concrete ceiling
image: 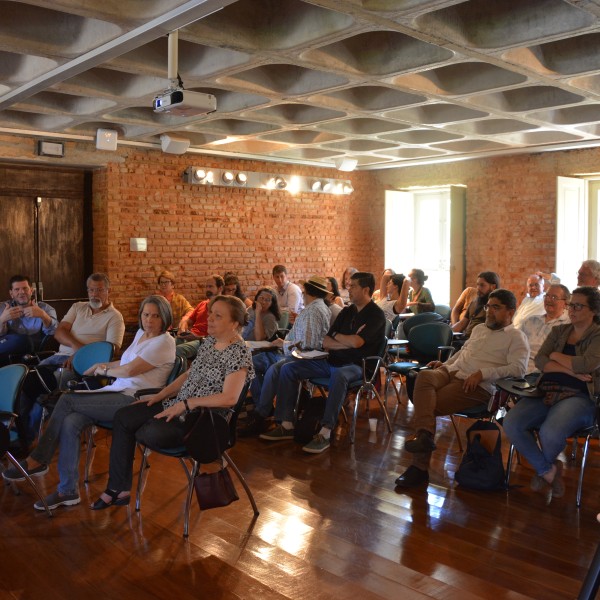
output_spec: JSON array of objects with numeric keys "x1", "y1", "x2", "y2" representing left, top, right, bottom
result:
[{"x1": 3, "y1": 0, "x2": 600, "y2": 170}]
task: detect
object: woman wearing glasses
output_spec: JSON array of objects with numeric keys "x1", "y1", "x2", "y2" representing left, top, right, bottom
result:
[{"x1": 503, "y1": 286, "x2": 600, "y2": 502}]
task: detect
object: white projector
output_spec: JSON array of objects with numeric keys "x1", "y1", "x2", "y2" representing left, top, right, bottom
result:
[{"x1": 153, "y1": 89, "x2": 217, "y2": 117}]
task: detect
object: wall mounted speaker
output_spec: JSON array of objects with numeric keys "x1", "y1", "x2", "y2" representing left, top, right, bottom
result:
[{"x1": 160, "y1": 134, "x2": 190, "y2": 155}]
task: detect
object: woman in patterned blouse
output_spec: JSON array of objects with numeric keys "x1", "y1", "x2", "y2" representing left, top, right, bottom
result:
[{"x1": 91, "y1": 295, "x2": 254, "y2": 510}]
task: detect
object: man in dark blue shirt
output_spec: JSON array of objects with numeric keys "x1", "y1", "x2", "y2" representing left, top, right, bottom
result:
[{"x1": 261, "y1": 271, "x2": 386, "y2": 453}]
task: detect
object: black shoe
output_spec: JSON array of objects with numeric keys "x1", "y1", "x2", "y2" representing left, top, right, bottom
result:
[
  {"x1": 395, "y1": 466, "x2": 429, "y2": 488},
  {"x1": 404, "y1": 430, "x2": 436, "y2": 453},
  {"x1": 237, "y1": 412, "x2": 267, "y2": 438}
]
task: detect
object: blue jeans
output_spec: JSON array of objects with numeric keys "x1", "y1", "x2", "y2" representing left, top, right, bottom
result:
[
  {"x1": 30, "y1": 391, "x2": 134, "y2": 495},
  {"x1": 250, "y1": 350, "x2": 283, "y2": 405},
  {"x1": 503, "y1": 393, "x2": 595, "y2": 476},
  {"x1": 274, "y1": 359, "x2": 362, "y2": 430},
  {"x1": 255, "y1": 356, "x2": 294, "y2": 418}
]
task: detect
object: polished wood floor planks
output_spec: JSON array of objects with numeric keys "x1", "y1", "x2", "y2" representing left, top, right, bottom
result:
[{"x1": 1, "y1": 388, "x2": 599, "y2": 599}]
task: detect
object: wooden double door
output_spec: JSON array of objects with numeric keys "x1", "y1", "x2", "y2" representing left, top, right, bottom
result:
[{"x1": 0, "y1": 165, "x2": 92, "y2": 319}]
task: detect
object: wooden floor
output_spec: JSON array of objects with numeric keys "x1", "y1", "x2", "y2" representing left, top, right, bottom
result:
[{"x1": 1, "y1": 387, "x2": 599, "y2": 600}]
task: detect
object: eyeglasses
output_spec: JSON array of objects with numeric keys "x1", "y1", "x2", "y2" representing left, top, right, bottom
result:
[
  {"x1": 546, "y1": 294, "x2": 566, "y2": 302},
  {"x1": 567, "y1": 302, "x2": 589, "y2": 311},
  {"x1": 158, "y1": 280, "x2": 172, "y2": 286},
  {"x1": 483, "y1": 303, "x2": 504, "y2": 311}
]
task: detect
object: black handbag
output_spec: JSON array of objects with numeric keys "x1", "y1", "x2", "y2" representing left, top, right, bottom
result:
[
  {"x1": 183, "y1": 408, "x2": 231, "y2": 464},
  {"x1": 184, "y1": 408, "x2": 239, "y2": 510}
]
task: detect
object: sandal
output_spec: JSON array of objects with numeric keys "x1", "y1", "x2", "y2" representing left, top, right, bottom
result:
[{"x1": 90, "y1": 488, "x2": 130, "y2": 510}]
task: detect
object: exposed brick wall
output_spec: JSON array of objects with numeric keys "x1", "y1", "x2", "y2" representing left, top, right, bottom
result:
[
  {"x1": 374, "y1": 148, "x2": 600, "y2": 303},
  {"x1": 93, "y1": 149, "x2": 385, "y2": 321}
]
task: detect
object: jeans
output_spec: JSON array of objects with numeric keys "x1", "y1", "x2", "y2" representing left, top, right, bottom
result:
[
  {"x1": 250, "y1": 350, "x2": 283, "y2": 405},
  {"x1": 107, "y1": 402, "x2": 186, "y2": 491},
  {"x1": 255, "y1": 356, "x2": 293, "y2": 418},
  {"x1": 30, "y1": 391, "x2": 134, "y2": 495},
  {"x1": 502, "y1": 393, "x2": 595, "y2": 476},
  {"x1": 274, "y1": 359, "x2": 362, "y2": 430}
]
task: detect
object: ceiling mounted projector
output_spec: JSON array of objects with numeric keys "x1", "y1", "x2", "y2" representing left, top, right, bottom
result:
[{"x1": 153, "y1": 89, "x2": 217, "y2": 117}]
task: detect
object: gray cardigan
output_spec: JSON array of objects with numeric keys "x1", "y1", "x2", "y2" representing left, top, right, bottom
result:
[{"x1": 535, "y1": 322, "x2": 600, "y2": 400}]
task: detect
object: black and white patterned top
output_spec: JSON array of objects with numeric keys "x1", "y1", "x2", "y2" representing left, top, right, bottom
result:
[{"x1": 163, "y1": 337, "x2": 254, "y2": 409}]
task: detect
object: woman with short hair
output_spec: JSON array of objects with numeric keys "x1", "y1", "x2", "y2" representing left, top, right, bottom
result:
[{"x1": 2, "y1": 295, "x2": 176, "y2": 510}]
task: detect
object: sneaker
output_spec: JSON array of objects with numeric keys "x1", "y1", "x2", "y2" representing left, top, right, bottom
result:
[
  {"x1": 302, "y1": 434, "x2": 330, "y2": 454},
  {"x1": 2, "y1": 460, "x2": 48, "y2": 482},
  {"x1": 34, "y1": 490, "x2": 80, "y2": 511},
  {"x1": 259, "y1": 424, "x2": 294, "y2": 441}
]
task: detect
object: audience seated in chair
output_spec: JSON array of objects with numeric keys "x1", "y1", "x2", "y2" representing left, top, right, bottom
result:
[
  {"x1": 272, "y1": 264, "x2": 304, "y2": 325},
  {"x1": 223, "y1": 272, "x2": 253, "y2": 308},
  {"x1": 451, "y1": 271, "x2": 500, "y2": 339},
  {"x1": 239, "y1": 275, "x2": 331, "y2": 437},
  {"x1": 450, "y1": 286, "x2": 477, "y2": 325},
  {"x1": 176, "y1": 275, "x2": 224, "y2": 360},
  {"x1": 376, "y1": 273, "x2": 409, "y2": 321},
  {"x1": 339, "y1": 267, "x2": 358, "y2": 305},
  {"x1": 90, "y1": 295, "x2": 254, "y2": 510},
  {"x1": 242, "y1": 288, "x2": 280, "y2": 342},
  {"x1": 156, "y1": 270, "x2": 192, "y2": 327},
  {"x1": 0, "y1": 274, "x2": 57, "y2": 364},
  {"x1": 260, "y1": 271, "x2": 386, "y2": 454},
  {"x1": 372, "y1": 268, "x2": 395, "y2": 303},
  {"x1": 17, "y1": 272, "x2": 125, "y2": 453},
  {"x1": 520, "y1": 284, "x2": 570, "y2": 373},
  {"x1": 395, "y1": 289, "x2": 529, "y2": 489},
  {"x1": 406, "y1": 269, "x2": 435, "y2": 314},
  {"x1": 2, "y1": 296, "x2": 175, "y2": 511},
  {"x1": 513, "y1": 273, "x2": 547, "y2": 329},
  {"x1": 503, "y1": 286, "x2": 600, "y2": 503}
]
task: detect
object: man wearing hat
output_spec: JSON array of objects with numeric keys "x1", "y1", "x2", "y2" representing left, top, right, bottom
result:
[
  {"x1": 239, "y1": 275, "x2": 331, "y2": 437},
  {"x1": 261, "y1": 271, "x2": 386, "y2": 453}
]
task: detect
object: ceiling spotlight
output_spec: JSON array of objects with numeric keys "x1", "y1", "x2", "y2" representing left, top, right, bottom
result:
[
  {"x1": 236, "y1": 172, "x2": 247, "y2": 185},
  {"x1": 274, "y1": 176, "x2": 287, "y2": 190},
  {"x1": 194, "y1": 168, "x2": 207, "y2": 181},
  {"x1": 343, "y1": 183, "x2": 354, "y2": 194},
  {"x1": 311, "y1": 180, "x2": 322, "y2": 192},
  {"x1": 222, "y1": 171, "x2": 234, "y2": 184},
  {"x1": 323, "y1": 181, "x2": 333, "y2": 193}
]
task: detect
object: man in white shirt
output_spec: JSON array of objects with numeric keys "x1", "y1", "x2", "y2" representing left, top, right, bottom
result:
[
  {"x1": 272, "y1": 264, "x2": 304, "y2": 321},
  {"x1": 513, "y1": 274, "x2": 546, "y2": 329},
  {"x1": 395, "y1": 288, "x2": 529, "y2": 488},
  {"x1": 520, "y1": 284, "x2": 570, "y2": 373}
]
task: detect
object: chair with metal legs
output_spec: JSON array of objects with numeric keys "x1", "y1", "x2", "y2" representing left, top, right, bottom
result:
[
  {"x1": 135, "y1": 382, "x2": 258, "y2": 537},
  {"x1": 83, "y1": 355, "x2": 186, "y2": 483},
  {"x1": 308, "y1": 337, "x2": 392, "y2": 443},
  {"x1": 0, "y1": 364, "x2": 52, "y2": 516}
]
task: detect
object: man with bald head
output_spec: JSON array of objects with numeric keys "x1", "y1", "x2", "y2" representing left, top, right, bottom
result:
[{"x1": 513, "y1": 273, "x2": 546, "y2": 329}]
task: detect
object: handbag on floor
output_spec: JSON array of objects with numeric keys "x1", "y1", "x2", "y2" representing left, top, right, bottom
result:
[{"x1": 455, "y1": 420, "x2": 505, "y2": 491}]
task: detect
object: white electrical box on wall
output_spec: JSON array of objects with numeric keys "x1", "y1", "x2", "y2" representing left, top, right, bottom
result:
[{"x1": 130, "y1": 238, "x2": 147, "y2": 252}]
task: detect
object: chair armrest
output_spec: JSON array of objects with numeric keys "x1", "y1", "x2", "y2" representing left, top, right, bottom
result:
[
  {"x1": 437, "y1": 345, "x2": 455, "y2": 362},
  {"x1": 134, "y1": 387, "x2": 162, "y2": 400},
  {"x1": 0, "y1": 410, "x2": 18, "y2": 420}
]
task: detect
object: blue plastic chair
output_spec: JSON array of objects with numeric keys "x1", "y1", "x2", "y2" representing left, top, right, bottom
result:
[
  {"x1": 84, "y1": 355, "x2": 187, "y2": 483},
  {"x1": 134, "y1": 381, "x2": 258, "y2": 537},
  {"x1": 0, "y1": 364, "x2": 52, "y2": 516}
]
